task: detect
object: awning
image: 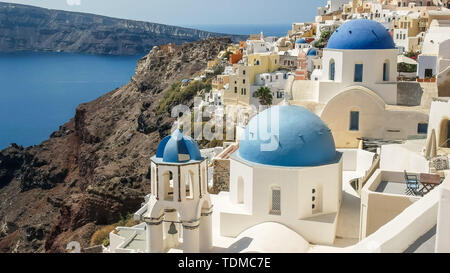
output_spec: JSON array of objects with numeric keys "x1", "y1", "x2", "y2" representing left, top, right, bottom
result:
[{"x1": 398, "y1": 55, "x2": 418, "y2": 65}]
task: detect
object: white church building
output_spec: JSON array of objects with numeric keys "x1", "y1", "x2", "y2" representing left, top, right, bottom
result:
[
  {"x1": 288, "y1": 19, "x2": 429, "y2": 148},
  {"x1": 219, "y1": 105, "x2": 343, "y2": 245}
]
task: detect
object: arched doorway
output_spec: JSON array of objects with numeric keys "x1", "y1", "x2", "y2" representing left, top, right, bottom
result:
[
  {"x1": 439, "y1": 119, "x2": 450, "y2": 148},
  {"x1": 163, "y1": 209, "x2": 182, "y2": 250},
  {"x1": 162, "y1": 171, "x2": 174, "y2": 201}
]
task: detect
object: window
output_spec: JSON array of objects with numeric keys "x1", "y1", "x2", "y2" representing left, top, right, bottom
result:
[
  {"x1": 312, "y1": 187, "x2": 322, "y2": 214},
  {"x1": 383, "y1": 62, "x2": 389, "y2": 81},
  {"x1": 163, "y1": 171, "x2": 174, "y2": 201},
  {"x1": 418, "y1": 123, "x2": 428, "y2": 134},
  {"x1": 270, "y1": 186, "x2": 281, "y2": 215},
  {"x1": 185, "y1": 172, "x2": 194, "y2": 200},
  {"x1": 151, "y1": 167, "x2": 156, "y2": 196},
  {"x1": 425, "y1": 68, "x2": 433, "y2": 78},
  {"x1": 354, "y1": 64, "x2": 363, "y2": 82},
  {"x1": 234, "y1": 86, "x2": 237, "y2": 93},
  {"x1": 243, "y1": 79, "x2": 246, "y2": 84},
  {"x1": 350, "y1": 111, "x2": 360, "y2": 131},
  {"x1": 329, "y1": 59, "x2": 335, "y2": 81},
  {"x1": 243, "y1": 70, "x2": 246, "y2": 75}
]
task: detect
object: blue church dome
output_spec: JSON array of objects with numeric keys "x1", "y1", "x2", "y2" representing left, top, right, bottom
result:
[
  {"x1": 307, "y1": 48, "x2": 318, "y2": 56},
  {"x1": 238, "y1": 105, "x2": 338, "y2": 167},
  {"x1": 296, "y1": 38, "x2": 307, "y2": 44},
  {"x1": 326, "y1": 19, "x2": 395, "y2": 50},
  {"x1": 155, "y1": 129, "x2": 203, "y2": 163}
]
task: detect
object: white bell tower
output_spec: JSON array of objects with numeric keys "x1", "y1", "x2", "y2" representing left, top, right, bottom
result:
[{"x1": 140, "y1": 129, "x2": 212, "y2": 253}]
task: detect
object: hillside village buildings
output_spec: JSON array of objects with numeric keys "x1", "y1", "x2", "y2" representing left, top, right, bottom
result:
[{"x1": 106, "y1": 0, "x2": 450, "y2": 253}]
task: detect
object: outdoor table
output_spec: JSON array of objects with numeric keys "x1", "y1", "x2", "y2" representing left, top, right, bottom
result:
[{"x1": 420, "y1": 173, "x2": 441, "y2": 193}]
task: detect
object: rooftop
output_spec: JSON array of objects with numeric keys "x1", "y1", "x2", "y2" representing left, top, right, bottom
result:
[{"x1": 326, "y1": 19, "x2": 395, "y2": 50}]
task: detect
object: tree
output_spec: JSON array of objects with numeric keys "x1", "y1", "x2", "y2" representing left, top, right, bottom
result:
[
  {"x1": 253, "y1": 87, "x2": 273, "y2": 105},
  {"x1": 398, "y1": 63, "x2": 417, "y2": 73},
  {"x1": 313, "y1": 30, "x2": 333, "y2": 49},
  {"x1": 222, "y1": 51, "x2": 232, "y2": 60},
  {"x1": 212, "y1": 63, "x2": 225, "y2": 76}
]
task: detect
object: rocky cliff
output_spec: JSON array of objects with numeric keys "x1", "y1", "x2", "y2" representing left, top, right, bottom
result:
[
  {"x1": 0, "y1": 2, "x2": 245, "y2": 55},
  {"x1": 0, "y1": 37, "x2": 231, "y2": 253}
]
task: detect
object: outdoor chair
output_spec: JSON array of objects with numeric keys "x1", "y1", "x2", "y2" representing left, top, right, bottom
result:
[{"x1": 404, "y1": 170, "x2": 422, "y2": 196}]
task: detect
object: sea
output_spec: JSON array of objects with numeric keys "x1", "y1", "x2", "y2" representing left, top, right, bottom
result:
[
  {"x1": 187, "y1": 24, "x2": 292, "y2": 37},
  {"x1": 0, "y1": 24, "x2": 293, "y2": 150},
  {"x1": 0, "y1": 52, "x2": 142, "y2": 149}
]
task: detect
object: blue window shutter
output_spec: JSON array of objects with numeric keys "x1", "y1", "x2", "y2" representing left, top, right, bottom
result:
[
  {"x1": 350, "y1": 111, "x2": 359, "y2": 131},
  {"x1": 354, "y1": 64, "x2": 363, "y2": 82}
]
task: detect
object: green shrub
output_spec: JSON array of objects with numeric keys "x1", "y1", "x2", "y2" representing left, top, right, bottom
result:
[
  {"x1": 157, "y1": 80, "x2": 211, "y2": 114},
  {"x1": 89, "y1": 214, "x2": 139, "y2": 247},
  {"x1": 398, "y1": 63, "x2": 417, "y2": 73}
]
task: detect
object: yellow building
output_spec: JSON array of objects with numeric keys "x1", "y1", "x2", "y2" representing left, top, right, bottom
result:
[
  {"x1": 212, "y1": 74, "x2": 230, "y2": 90},
  {"x1": 224, "y1": 53, "x2": 280, "y2": 106},
  {"x1": 391, "y1": 15, "x2": 421, "y2": 37}
]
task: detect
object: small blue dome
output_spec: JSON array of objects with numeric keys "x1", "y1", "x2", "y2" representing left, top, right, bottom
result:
[
  {"x1": 156, "y1": 129, "x2": 203, "y2": 163},
  {"x1": 307, "y1": 48, "x2": 318, "y2": 56},
  {"x1": 238, "y1": 105, "x2": 337, "y2": 167},
  {"x1": 326, "y1": 19, "x2": 395, "y2": 50},
  {"x1": 296, "y1": 38, "x2": 307, "y2": 44}
]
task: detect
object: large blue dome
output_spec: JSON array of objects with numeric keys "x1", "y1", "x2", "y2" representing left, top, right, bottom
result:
[
  {"x1": 155, "y1": 129, "x2": 203, "y2": 163},
  {"x1": 326, "y1": 19, "x2": 395, "y2": 50},
  {"x1": 238, "y1": 105, "x2": 337, "y2": 167}
]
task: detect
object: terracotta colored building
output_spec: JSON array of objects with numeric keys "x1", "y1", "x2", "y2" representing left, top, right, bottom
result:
[{"x1": 230, "y1": 51, "x2": 243, "y2": 64}]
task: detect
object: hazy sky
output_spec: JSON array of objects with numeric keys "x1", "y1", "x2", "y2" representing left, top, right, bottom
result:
[{"x1": 2, "y1": 0, "x2": 326, "y2": 26}]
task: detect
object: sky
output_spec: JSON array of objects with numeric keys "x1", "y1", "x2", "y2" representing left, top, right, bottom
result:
[{"x1": 1, "y1": 0, "x2": 327, "y2": 26}]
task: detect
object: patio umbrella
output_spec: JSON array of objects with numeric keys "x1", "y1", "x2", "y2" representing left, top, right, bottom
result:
[
  {"x1": 425, "y1": 129, "x2": 437, "y2": 160},
  {"x1": 430, "y1": 129, "x2": 437, "y2": 159}
]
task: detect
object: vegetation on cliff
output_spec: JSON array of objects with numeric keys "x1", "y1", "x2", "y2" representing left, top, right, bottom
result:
[{"x1": 0, "y1": 37, "x2": 232, "y2": 253}]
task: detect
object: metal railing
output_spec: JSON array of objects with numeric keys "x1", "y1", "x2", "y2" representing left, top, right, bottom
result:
[{"x1": 440, "y1": 137, "x2": 450, "y2": 148}]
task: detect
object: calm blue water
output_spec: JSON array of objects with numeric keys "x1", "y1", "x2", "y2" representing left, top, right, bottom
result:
[
  {"x1": 0, "y1": 52, "x2": 142, "y2": 149},
  {"x1": 187, "y1": 24, "x2": 292, "y2": 37}
]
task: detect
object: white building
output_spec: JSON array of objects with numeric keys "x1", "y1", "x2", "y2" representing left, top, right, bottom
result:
[
  {"x1": 319, "y1": 19, "x2": 398, "y2": 104},
  {"x1": 318, "y1": 0, "x2": 348, "y2": 16},
  {"x1": 316, "y1": 20, "x2": 343, "y2": 41},
  {"x1": 109, "y1": 129, "x2": 213, "y2": 253},
  {"x1": 219, "y1": 105, "x2": 343, "y2": 245},
  {"x1": 295, "y1": 38, "x2": 312, "y2": 50},
  {"x1": 289, "y1": 19, "x2": 429, "y2": 148},
  {"x1": 245, "y1": 33, "x2": 276, "y2": 55},
  {"x1": 251, "y1": 71, "x2": 289, "y2": 105},
  {"x1": 417, "y1": 20, "x2": 450, "y2": 96}
]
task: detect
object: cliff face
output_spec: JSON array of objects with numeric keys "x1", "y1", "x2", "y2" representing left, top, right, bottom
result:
[
  {"x1": 0, "y1": 37, "x2": 231, "y2": 253},
  {"x1": 0, "y1": 2, "x2": 244, "y2": 55}
]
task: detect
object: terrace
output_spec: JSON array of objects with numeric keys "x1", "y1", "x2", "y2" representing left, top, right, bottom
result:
[{"x1": 360, "y1": 169, "x2": 446, "y2": 239}]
